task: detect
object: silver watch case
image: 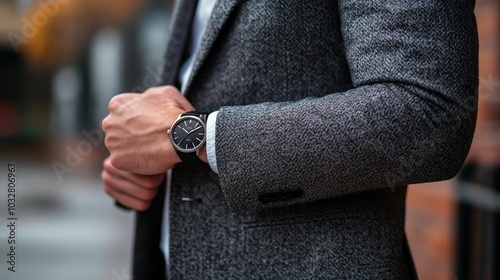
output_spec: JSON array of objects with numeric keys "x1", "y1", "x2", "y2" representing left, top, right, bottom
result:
[{"x1": 167, "y1": 114, "x2": 207, "y2": 154}]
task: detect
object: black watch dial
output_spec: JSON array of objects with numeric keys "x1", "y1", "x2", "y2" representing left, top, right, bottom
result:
[{"x1": 171, "y1": 117, "x2": 206, "y2": 152}]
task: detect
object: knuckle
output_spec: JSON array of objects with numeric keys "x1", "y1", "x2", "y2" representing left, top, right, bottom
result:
[
  {"x1": 103, "y1": 158, "x2": 111, "y2": 170},
  {"x1": 110, "y1": 156, "x2": 127, "y2": 171},
  {"x1": 101, "y1": 171, "x2": 115, "y2": 186},
  {"x1": 163, "y1": 85, "x2": 176, "y2": 92},
  {"x1": 158, "y1": 85, "x2": 177, "y2": 96},
  {"x1": 144, "y1": 86, "x2": 165, "y2": 96},
  {"x1": 101, "y1": 170, "x2": 107, "y2": 181},
  {"x1": 103, "y1": 136, "x2": 112, "y2": 150},
  {"x1": 108, "y1": 96, "x2": 120, "y2": 112},
  {"x1": 101, "y1": 117, "x2": 112, "y2": 131},
  {"x1": 109, "y1": 156, "x2": 120, "y2": 169}
]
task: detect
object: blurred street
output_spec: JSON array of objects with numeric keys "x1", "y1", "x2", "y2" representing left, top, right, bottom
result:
[
  {"x1": 1, "y1": 0, "x2": 169, "y2": 279},
  {"x1": 0, "y1": 159, "x2": 135, "y2": 280}
]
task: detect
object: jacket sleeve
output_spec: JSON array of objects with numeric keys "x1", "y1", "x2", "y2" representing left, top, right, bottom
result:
[{"x1": 214, "y1": 0, "x2": 478, "y2": 212}]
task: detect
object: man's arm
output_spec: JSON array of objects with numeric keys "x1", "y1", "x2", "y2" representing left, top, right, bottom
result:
[
  {"x1": 102, "y1": 86, "x2": 195, "y2": 210},
  {"x1": 214, "y1": 0, "x2": 479, "y2": 212}
]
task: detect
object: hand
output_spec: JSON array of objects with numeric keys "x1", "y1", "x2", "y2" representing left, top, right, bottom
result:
[
  {"x1": 102, "y1": 86, "x2": 195, "y2": 174},
  {"x1": 102, "y1": 157, "x2": 165, "y2": 211}
]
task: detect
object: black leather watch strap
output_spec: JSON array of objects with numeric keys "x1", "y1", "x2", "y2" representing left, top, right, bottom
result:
[
  {"x1": 177, "y1": 152, "x2": 202, "y2": 164},
  {"x1": 182, "y1": 111, "x2": 207, "y2": 117}
]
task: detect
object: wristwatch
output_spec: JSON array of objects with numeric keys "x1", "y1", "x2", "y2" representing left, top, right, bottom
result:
[{"x1": 167, "y1": 111, "x2": 208, "y2": 164}]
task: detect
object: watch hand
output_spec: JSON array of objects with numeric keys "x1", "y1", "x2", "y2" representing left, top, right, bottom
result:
[
  {"x1": 181, "y1": 127, "x2": 189, "y2": 134},
  {"x1": 177, "y1": 132, "x2": 192, "y2": 145},
  {"x1": 177, "y1": 126, "x2": 202, "y2": 147},
  {"x1": 187, "y1": 126, "x2": 202, "y2": 135}
]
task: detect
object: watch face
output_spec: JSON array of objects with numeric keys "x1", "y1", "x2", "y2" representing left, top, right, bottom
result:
[{"x1": 170, "y1": 116, "x2": 206, "y2": 153}]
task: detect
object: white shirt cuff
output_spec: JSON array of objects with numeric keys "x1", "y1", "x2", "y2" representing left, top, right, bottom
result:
[{"x1": 206, "y1": 111, "x2": 219, "y2": 174}]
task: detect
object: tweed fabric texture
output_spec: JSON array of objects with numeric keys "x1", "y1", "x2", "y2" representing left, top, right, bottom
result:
[
  {"x1": 135, "y1": 0, "x2": 479, "y2": 279},
  {"x1": 213, "y1": 0, "x2": 478, "y2": 212},
  {"x1": 169, "y1": 165, "x2": 407, "y2": 279}
]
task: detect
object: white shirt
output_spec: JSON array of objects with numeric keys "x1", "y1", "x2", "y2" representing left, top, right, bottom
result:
[{"x1": 161, "y1": 0, "x2": 218, "y2": 267}]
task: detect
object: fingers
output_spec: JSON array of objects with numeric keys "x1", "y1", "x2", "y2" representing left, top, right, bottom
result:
[
  {"x1": 107, "y1": 93, "x2": 138, "y2": 113},
  {"x1": 147, "y1": 86, "x2": 195, "y2": 111},
  {"x1": 103, "y1": 158, "x2": 164, "y2": 188},
  {"x1": 102, "y1": 157, "x2": 165, "y2": 211},
  {"x1": 102, "y1": 169, "x2": 159, "y2": 211},
  {"x1": 101, "y1": 170, "x2": 158, "y2": 201}
]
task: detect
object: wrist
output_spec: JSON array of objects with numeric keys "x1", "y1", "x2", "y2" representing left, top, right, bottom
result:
[{"x1": 197, "y1": 144, "x2": 208, "y2": 163}]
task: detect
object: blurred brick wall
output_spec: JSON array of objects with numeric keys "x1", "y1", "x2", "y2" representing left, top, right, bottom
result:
[
  {"x1": 405, "y1": 1, "x2": 499, "y2": 279},
  {"x1": 407, "y1": 181, "x2": 456, "y2": 279}
]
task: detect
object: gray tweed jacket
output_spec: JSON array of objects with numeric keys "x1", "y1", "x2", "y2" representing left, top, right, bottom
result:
[{"x1": 132, "y1": 0, "x2": 478, "y2": 279}]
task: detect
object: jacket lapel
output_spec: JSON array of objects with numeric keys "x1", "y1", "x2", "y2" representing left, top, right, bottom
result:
[
  {"x1": 161, "y1": 0, "x2": 198, "y2": 86},
  {"x1": 183, "y1": 0, "x2": 243, "y2": 95}
]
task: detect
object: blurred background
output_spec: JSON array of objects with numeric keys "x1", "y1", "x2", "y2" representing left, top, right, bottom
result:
[
  {"x1": 0, "y1": 0, "x2": 498, "y2": 279},
  {"x1": 0, "y1": 0, "x2": 171, "y2": 279}
]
